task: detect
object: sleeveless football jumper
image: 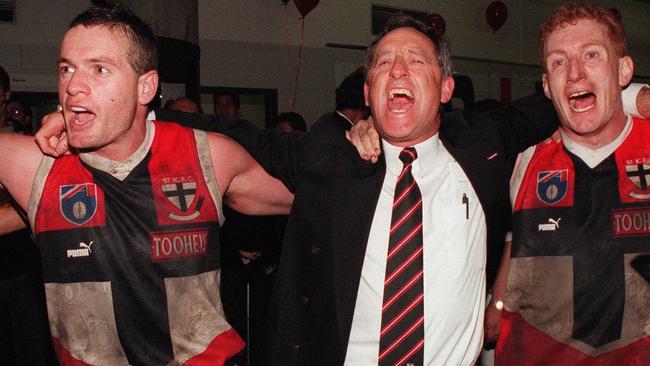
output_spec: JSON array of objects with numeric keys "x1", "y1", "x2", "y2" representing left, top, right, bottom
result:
[
  {"x1": 497, "y1": 117, "x2": 650, "y2": 365},
  {"x1": 29, "y1": 121, "x2": 244, "y2": 365}
]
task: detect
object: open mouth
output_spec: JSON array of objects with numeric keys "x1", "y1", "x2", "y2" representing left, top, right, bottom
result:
[
  {"x1": 568, "y1": 91, "x2": 596, "y2": 113},
  {"x1": 69, "y1": 106, "x2": 96, "y2": 126},
  {"x1": 387, "y1": 88, "x2": 415, "y2": 113}
]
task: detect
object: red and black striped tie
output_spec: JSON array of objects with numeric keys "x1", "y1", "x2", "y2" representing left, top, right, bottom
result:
[{"x1": 378, "y1": 147, "x2": 424, "y2": 366}]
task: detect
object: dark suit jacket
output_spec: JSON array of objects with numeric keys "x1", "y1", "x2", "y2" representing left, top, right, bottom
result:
[{"x1": 156, "y1": 97, "x2": 558, "y2": 365}]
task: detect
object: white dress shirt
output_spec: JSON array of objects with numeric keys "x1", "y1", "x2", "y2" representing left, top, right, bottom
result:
[{"x1": 345, "y1": 134, "x2": 487, "y2": 365}]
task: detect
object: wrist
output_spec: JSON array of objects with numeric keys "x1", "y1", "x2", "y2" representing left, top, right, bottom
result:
[{"x1": 491, "y1": 299, "x2": 504, "y2": 311}]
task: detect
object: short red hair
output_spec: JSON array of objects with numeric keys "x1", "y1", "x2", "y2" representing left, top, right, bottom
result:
[{"x1": 538, "y1": 4, "x2": 627, "y2": 68}]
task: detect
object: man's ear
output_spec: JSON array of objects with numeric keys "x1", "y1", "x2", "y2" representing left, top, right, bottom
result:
[
  {"x1": 618, "y1": 56, "x2": 634, "y2": 87},
  {"x1": 364, "y1": 81, "x2": 370, "y2": 106},
  {"x1": 138, "y1": 70, "x2": 159, "y2": 106},
  {"x1": 440, "y1": 76, "x2": 455, "y2": 103},
  {"x1": 542, "y1": 74, "x2": 551, "y2": 99}
]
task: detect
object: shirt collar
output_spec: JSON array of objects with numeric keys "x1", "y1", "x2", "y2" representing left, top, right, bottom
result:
[
  {"x1": 336, "y1": 110, "x2": 354, "y2": 127},
  {"x1": 560, "y1": 115, "x2": 632, "y2": 168},
  {"x1": 79, "y1": 120, "x2": 155, "y2": 181},
  {"x1": 382, "y1": 133, "x2": 440, "y2": 178}
]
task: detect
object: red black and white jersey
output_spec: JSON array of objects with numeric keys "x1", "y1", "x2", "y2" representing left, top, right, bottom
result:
[
  {"x1": 497, "y1": 117, "x2": 650, "y2": 365},
  {"x1": 29, "y1": 121, "x2": 244, "y2": 365}
]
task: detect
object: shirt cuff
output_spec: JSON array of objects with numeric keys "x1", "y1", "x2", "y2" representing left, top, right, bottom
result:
[{"x1": 622, "y1": 83, "x2": 649, "y2": 117}]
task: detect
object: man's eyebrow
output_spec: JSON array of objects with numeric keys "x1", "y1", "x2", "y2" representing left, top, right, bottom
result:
[{"x1": 56, "y1": 56, "x2": 118, "y2": 65}]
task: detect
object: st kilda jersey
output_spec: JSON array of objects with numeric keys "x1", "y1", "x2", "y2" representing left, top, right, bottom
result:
[
  {"x1": 496, "y1": 117, "x2": 650, "y2": 365},
  {"x1": 28, "y1": 121, "x2": 244, "y2": 365}
]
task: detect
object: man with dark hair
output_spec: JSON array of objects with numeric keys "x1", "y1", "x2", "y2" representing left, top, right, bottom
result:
[
  {"x1": 275, "y1": 112, "x2": 307, "y2": 133},
  {"x1": 166, "y1": 97, "x2": 203, "y2": 114},
  {"x1": 487, "y1": 4, "x2": 650, "y2": 365},
  {"x1": 333, "y1": 70, "x2": 370, "y2": 125},
  {"x1": 214, "y1": 92, "x2": 241, "y2": 119},
  {"x1": 0, "y1": 5, "x2": 292, "y2": 365},
  {"x1": 257, "y1": 15, "x2": 559, "y2": 365}
]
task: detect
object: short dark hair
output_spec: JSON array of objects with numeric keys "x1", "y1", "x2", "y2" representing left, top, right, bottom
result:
[
  {"x1": 69, "y1": 4, "x2": 158, "y2": 75},
  {"x1": 275, "y1": 112, "x2": 307, "y2": 132},
  {"x1": 365, "y1": 15, "x2": 453, "y2": 78},
  {"x1": 215, "y1": 92, "x2": 241, "y2": 109},
  {"x1": 0, "y1": 65, "x2": 9, "y2": 92},
  {"x1": 335, "y1": 71, "x2": 366, "y2": 111}
]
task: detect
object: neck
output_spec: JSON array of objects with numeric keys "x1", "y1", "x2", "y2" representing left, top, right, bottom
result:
[{"x1": 563, "y1": 112, "x2": 628, "y2": 149}]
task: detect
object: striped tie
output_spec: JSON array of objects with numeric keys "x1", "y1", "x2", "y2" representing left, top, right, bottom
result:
[{"x1": 378, "y1": 147, "x2": 424, "y2": 366}]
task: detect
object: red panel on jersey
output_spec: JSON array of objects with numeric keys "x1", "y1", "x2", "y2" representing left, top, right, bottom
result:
[
  {"x1": 513, "y1": 140, "x2": 575, "y2": 211},
  {"x1": 52, "y1": 337, "x2": 95, "y2": 366},
  {"x1": 497, "y1": 311, "x2": 650, "y2": 365},
  {"x1": 184, "y1": 328, "x2": 244, "y2": 366},
  {"x1": 615, "y1": 118, "x2": 650, "y2": 204},
  {"x1": 149, "y1": 122, "x2": 220, "y2": 227},
  {"x1": 35, "y1": 155, "x2": 106, "y2": 234}
]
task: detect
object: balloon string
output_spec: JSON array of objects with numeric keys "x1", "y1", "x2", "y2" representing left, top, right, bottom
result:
[
  {"x1": 283, "y1": 3, "x2": 289, "y2": 110},
  {"x1": 291, "y1": 17, "x2": 305, "y2": 112}
]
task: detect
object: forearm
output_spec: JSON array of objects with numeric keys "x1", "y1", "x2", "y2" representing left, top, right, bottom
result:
[
  {"x1": 488, "y1": 93, "x2": 559, "y2": 155},
  {"x1": 491, "y1": 240, "x2": 512, "y2": 304}
]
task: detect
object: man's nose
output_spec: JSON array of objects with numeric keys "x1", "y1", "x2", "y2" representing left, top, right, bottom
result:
[
  {"x1": 389, "y1": 56, "x2": 408, "y2": 79},
  {"x1": 66, "y1": 70, "x2": 90, "y2": 96},
  {"x1": 568, "y1": 58, "x2": 585, "y2": 82}
]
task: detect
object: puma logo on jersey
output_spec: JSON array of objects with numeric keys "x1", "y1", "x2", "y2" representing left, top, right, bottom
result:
[
  {"x1": 67, "y1": 241, "x2": 94, "y2": 258},
  {"x1": 538, "y1": 217, "x2": 561, "y2": 231}
]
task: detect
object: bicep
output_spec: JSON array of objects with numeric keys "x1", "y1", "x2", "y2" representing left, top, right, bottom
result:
[{"x1": 0, "y1": 134, "x2": 42, "y2": 210}]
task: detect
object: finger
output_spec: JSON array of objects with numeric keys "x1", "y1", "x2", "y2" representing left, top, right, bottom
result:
[
  {"x1": 36, "y1": 111, "x2": 68, "y2": 157},
  {"x1": 37, "y1": 135, "x2": 60, "y2": 157},
  {"x1": 369, "y1": 126, "x2": 381, "y2": 155},
  {"x1": 55, "y1": 133, "x2": 70, "y2": 156}
]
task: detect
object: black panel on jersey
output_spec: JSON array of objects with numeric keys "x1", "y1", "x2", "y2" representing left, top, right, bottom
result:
[{"x1": 513, "y1": 152, "x2": 649, "y2": 348}]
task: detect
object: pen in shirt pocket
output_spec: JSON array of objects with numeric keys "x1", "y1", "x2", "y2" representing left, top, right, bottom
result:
[{"x1": 461, "y1": 193, "x2": 469, "y2": 220}]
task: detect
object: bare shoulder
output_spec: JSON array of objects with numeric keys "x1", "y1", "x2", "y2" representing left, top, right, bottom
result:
[
  {"x1": 204, "y1": 131, "x2": 251, "y2": 167},
  {"x1": 203, "y1": 131, "x2": 254, "y2": 194}
]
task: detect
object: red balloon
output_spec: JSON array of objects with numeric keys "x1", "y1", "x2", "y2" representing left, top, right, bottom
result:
[
  {"x1": 293, "y1": 0, "x2": 319, "y2": 17},
  {"x1": 425, "y1": 13, "x2": 446, "y2": 36},
  {"x1": 486, "y1": 1, "x2": 508, "y2": 32}
]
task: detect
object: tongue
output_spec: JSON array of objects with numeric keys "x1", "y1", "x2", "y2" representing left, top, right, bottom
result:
[
  {"x1": 75, "y1": 112, "x2": 95, "y2": 124},
  {"x1": 571, "y1": 94, "x2": 596, "y2": 111},
  {"x1": 388, "y1": 95, "x2": 413, "y2": 111}
]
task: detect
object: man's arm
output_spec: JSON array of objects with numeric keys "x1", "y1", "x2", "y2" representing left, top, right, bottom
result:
[
  {"x1": 0, "y1": 202, "x2": 28, "y2": 235},
  {"x1": 484, "y1": 240, "x2": 511, "y2": 349},
  {"x1": 0, "y1": 133, "x2": 42, "y2": 210},
  {"x1": 207, "y1": 132, "x2": 294, "y2": 216}
]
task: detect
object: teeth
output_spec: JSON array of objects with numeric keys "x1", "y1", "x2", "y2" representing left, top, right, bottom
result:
[
  {"x1": 571, "y1": 104, "x2": 595, "y2": 113},
  {"x1": 388, "y1": 88, "x2": 414, "y2": 100},
  {"x1": 569, "y1": 91, "x2": 589, "y2": 98},
  {"x1": 71, "y1": 106, "x2": 88, "y2": 112}
]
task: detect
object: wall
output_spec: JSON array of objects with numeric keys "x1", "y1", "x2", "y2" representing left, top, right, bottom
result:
[
  {"x1": 1, "y1": 0, "x2": 648, "y2": 125},
  {"x1": 198, "y1": 0, "x2": 650, "y2": 124}
]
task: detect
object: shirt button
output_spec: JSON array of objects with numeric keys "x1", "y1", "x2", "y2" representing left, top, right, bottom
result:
[
  {"x1": 291, "y1": 344, "x2": 301, "y2": 353},
  {"x1": 310, "y1": 245, "x2": 320, "y2": 255},
  {"x1": 302, "y1": 296, "x2": 310, "y2": 306}
]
